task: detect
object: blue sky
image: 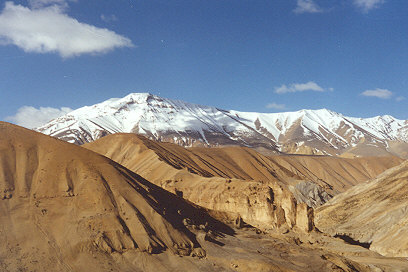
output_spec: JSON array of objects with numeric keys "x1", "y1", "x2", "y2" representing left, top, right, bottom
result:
[{"x1": 0, "y1": 0, "x2": 407, "y2": 127}]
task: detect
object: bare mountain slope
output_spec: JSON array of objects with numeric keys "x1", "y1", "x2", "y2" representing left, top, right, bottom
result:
[
  {"x1": 84, "y1": 133, "x2": 316, "y2": 231},
  {"x1": 84, "y1": 133, "x2": 403, "y2": 198},
  {"x1": 2, "y1": 122, "x2": 399, "y2": 272},
  {"x1": 84, "y1": 133, "x2": 402, "y2": 234},
  {"x1": 36, "y1": 92, "x2": 408, "y2": 157},
  {"x1": 2, "y1": 122, "x2": 408, "y2": 271},
  {"x1": 0, "y1": 121, "x2": 234, "y2": 271},
  {"x1": 316, "y1": 160, "x2": 408, "y2": 257}
]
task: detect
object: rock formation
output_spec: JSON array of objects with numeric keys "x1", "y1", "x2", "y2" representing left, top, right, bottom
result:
[{"x1": 84, "y1": 133, "x2": 401, "y2": 233}]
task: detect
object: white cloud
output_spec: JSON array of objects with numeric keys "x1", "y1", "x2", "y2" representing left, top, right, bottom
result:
[
  {"x1": 275, "y1": 81, "x2": 328, "y2": 94},
  {"x1": 361, "y1": 88, "x2": 393, "y2": 99},
  {"x1": 5, "y1": 106, "x2": 73, "y2": 129},
  {"x1": 396, "y1": 96, "x2": 406, "y2": 102},
  {"x1": 293, "y1": 0, "x2": 323, "y2": 14},
  {"x1": 353, "y1": 0, "x2": 385, "y2": 12},
  {"x1": 0, "y1": 2, "x2": 133, "y2": 58},
  {"x1": 266, "y1": 103, "x2": 286, "y2": 110},
  {"x1": 101, "y1": 14, "x2": 118, "y2": 23}
]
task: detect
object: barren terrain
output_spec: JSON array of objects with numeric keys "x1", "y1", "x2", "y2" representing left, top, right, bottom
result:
[{"x1": 1, "y1": 122, "x2": 408, "y2": 271}]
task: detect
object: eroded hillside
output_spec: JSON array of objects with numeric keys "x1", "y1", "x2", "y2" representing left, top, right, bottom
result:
[
  {"x1": 316, "y1": 160, "x2": 408, "y2": 257},
  {"x1": 1, "y1": 122, "x2": 408, "y2": 271}
]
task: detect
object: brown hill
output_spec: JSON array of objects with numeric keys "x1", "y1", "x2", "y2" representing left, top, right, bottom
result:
[
  {"x1": 83, "y1": 133, "x2": 402, "y2": 231},
  {"x1": 84, "y1": 134, "x2": 312, "y2": 231},
  {"x1": 316, "y1": 160, "x2": 408, "y2": 257},
  {"x1": 0, "y1": 122, "x2": 237, "y2": 271},
  {"x1": 84, "y1": 133, "x2": 402, "y2": 197}
]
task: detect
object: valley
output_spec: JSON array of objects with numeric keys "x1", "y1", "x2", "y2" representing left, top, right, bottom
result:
[{"x1": 1, "y1": 119, "x2": 408, "y2": 271}]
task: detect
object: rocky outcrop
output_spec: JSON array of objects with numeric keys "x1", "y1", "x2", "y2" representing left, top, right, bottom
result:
[
  {"x1": 83, "y1": 133, "x2": 403, "y2": 235},
  {"x1": 289, "y1": 181, "x2": 331, "y2": 207},
  {"x1": 296, "y1": 203, "x2": 314, "y2": 233},
  {"x1": 83, "y1": 134, "x2": 404, "y2": 234},
  {"x1": 161, "y1": 178, "x2": 314, "y2": 233}
]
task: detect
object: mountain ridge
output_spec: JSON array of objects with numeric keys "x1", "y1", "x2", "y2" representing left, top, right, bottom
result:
[
  {"x1": 83, "y1": 133, "x2": 403, "y2": 208},
  {"x1": 35, "y1": 92, "x2": 408, "y2": 157}
]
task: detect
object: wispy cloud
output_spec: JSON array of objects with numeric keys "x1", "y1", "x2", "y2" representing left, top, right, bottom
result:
[
  {"x1": 0, "y1": 2, "x2": 133, "y2": 58},
  {"x1": 275, "y1": 81, "x2": 329, "y2": 94},
  {"x1": 361, "y1": 88, "x2": 393, "y2": 99},
  {"x1": 101, "y1": 14, "x2": 118, "y2": 23},
  {"x1": 293, "y1": 0, "x2": 323, "y2": 14},
  {"x1": 353, "y1": 0, "x2": 385, "y2": 13},
  {"x1": 396, "y1": 96, "x2": 406, "y2": 102},
  {"x1": 28, "y1": 0, "x2": 72, "y2": 9},
  {"x1": 5, "y1": 106, "x2": 73, "y2": 129},
  {"x1": 266, "y1": 103, "x2": 286, "y2": 110}
]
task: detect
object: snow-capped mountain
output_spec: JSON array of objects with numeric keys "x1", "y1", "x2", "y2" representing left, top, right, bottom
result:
[{"x1": 36, "y1": 93, "x2": 408, "y2": 157}]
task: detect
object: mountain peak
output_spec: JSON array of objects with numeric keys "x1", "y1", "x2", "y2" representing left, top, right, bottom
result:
[
  {"x1": 35, "y1": 93, "x2": 408, "y2": 157},
  {"x1": 296, "y1": 108, "x2": 341, "y2": 116},
  {"x1": 124, "y1": 92, "x2": 156, "y2": 102}
]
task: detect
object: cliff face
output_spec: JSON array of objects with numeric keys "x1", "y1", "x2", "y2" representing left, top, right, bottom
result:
[{"x1": 160, "y1": 177, "x2": 314, "y2": 233}]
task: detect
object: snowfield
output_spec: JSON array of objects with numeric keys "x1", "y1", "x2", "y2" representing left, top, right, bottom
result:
[{"x1": 36, "y1": 93, "x2": 408, "y2": 155}]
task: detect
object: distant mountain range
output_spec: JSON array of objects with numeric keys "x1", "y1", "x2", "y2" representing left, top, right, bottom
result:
[{"x1": 36, "y1": 93, "x2": 408, "y2": 157}]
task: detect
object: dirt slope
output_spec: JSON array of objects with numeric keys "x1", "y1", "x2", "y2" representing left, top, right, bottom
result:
[
  {"x1": 83, "y1": 134, "x2": 312, "y2": 230},
  {"x1": 84, "y1": 133, "x2": 402, "y2": 197},
  {"x1": 316, "y1": 160, "x2": 408, "y2": 257},
  {"x1": 83, "y1": 133, "x2": 402, "y2": 234},
  {"x1": 0, "y1": 122, "x2": 234, "y2": 271}
]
